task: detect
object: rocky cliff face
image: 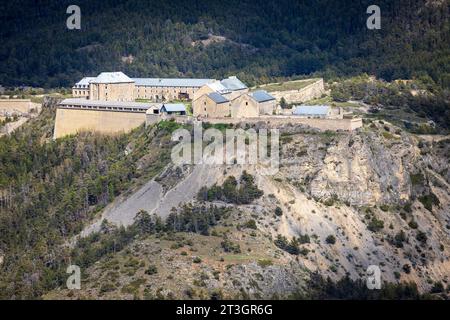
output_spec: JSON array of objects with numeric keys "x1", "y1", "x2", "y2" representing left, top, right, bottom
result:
[
  {"x1": 267, "y1": 121, "x2": 449, "y2": 291},
  {"x1": 51, "y1": 120, "x2": 450, "y2": 299}
]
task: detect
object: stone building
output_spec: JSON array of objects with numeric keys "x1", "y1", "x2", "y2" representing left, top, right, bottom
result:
[
  {"x1": 88, "y1": 72, "x2": 136, "y2": 102},
  {"x1": 160, "y1": 103, "x2": 186, "y2": 115},
  {"x1": 294, "y1": 105, "x2": 344, "y2": 119},
  {"x1": 72, "y1": 72, "x2": 214, "y2": 102},
  {"x1": 193, "y1": 92, "x2": 231, "y2": 118},
  {"x1": 134, "y1": 78, "x2": 214, "y2": 101},
  {"x1": 230, "y1": 90, "x2": 276, "y2": 118},
  {"x1": 292, "y1": 105, "x2": 334, "y2": 118}
]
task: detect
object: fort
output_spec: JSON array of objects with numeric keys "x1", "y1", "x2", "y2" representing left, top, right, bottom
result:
[{"x1": 54, "y1": 71, "x2": 363, "y2": 138}]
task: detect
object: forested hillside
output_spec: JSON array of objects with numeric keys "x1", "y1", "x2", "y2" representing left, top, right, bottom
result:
[
  {"x1": 0, "y1": 0, "x2": 449, "y2": 88},
  {"x1": 0, "y1": 105, "x2": 177, "y2": 298}
]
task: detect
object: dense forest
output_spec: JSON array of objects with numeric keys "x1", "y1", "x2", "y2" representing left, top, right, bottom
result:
[
  {"x1": 0, "y1": 0, "x2": 449, "y2": 88},
  {"x1": 0, "y1": 107, "x2": 177, "y2": 298}
]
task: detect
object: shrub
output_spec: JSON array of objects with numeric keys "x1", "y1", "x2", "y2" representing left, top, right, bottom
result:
[
  {"x1": 409, "y1": 173, "x2": 425, "y2": 187},
  {"x1": 299, "y1": 247, "x2": 310, "y2": 256},
  {"x1": 274, "y1": 207, "x2": 283, "y2": 216},
  {"x1": 418, "y1": 193, "x2": 440, "y2": 212},
  {"x1": 394, "y1": 230, "x2": 407, "y2": 248},
  {"x1": 430, "y1": 282, "x2": 444, "y2": 293},
  {"x1": 402, "y1": 264, "x2": 411, "y2": 274},
  {"x1": 145, "y1": 264, "x2": 158, "y2": 275},
  {"x1": 257, "y1": 259, "x2": 273, "y2": 268},
  {"x1": 326, "y1": 235, "x2": 336, "y2": 245},
  {"x1": 416, "y1": 231, "x2": 428, "y2": 245},
  {"x1": 100, "y1": 282, "x2": 116, "y2": 293},
  {"x1": 367, "y1": 217, "x2": 384, "y2": 232},
  {"x1": 298, "y1": 234, "x2": 310, "y2": 244},
  {"x1": 403, "y1": 202, "x2": 412, "y2": 213},
  {"x1": 193, "y1": 257, "x2": 202, "y2": 264},
  {"x1": 244, "y1": 219, "x2": 257, "y2": 229},
  {"x1": 408, "y1": 219, "x2": 418, "y2": 229},
  {"x1": 274, "y1": 235, "x2": 302, "y2": 255},
  {"x1": 221, "y1": 239, "x2": 241, "y2": 254}
]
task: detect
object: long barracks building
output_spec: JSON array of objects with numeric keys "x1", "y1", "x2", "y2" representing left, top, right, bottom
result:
[{"x1": 72, "y1": 72, "x2": 215, "y2": 102}]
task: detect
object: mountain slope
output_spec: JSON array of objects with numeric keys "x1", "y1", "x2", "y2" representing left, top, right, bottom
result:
[
  {"x1": 0, "y1": 0, "x2": 449, "y2": 88},
  {"x1": 44, "y1": 120, "x2": 450, "y2": 299}
]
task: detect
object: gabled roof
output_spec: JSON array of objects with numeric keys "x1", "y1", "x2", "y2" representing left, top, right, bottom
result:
[
  {"x1": 59, "y1": 98, "x2": 153, "y2": 109},
  {"x1": 206, "y1": 81, "x2": 230, "y2": 94},
  {"x1": 220, "y1": 76, "x2": 247, "y2": 91},
  {"x1": 73, "y1": 77, "x2": 96, "y2": 87},
  {"x1": 92, "y1": 72, "x2": 134, "y2": 84},
  {"x1": 249, "y1": 90, "x2": 275, "y2": 103},
  {"x1": 293, "y1": 105, "x2": 330, "y2": 115},
  {"x1": 133, "y1": 78, "x2": 214, "y2": 87},
  {"x1": 161, "y1": 103, "x2": 186, "y2": 112},
  {"x1": 207, "y1": 92, "x2": 229, "y2": 104}
]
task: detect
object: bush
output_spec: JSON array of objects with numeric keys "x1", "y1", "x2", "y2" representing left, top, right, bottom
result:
[
  {"x1": 410, "y1": 173, "x2": 425, "y2": 186},
  {"x1": 408, "y1": 219, "x2": 418, "y2": 229},
  {"x1": 326, "y1": 235, "x2": 336, "y2": 245},
  {"x1": 418, "y1": 193, "x2": 440, "y2": 212},
  {"x1": 274, "y1": 235, "x2": 303, "y2": 255},
  {"x1": 394, "y1": 230, "x2": 407, "y2": 248},
  {"x1": 193, "y1": 257, "x2": 202, "y2": 264},
  {"x1": 416, "y1": 231, "x2": 428, "y2": 245},
  {"x1": 100, "y1": 282, "x2": 116, "y2": 293},
  {"x1": 257, "y1": 259, "x2": 273, "y2": 268},
  {"x1": 402, "y1": 264, "x2": 411, "y2": 274},
  {"x1": 430, "y1": 282, "x2": 444, "y2": 293},
  {"x1": 367, "y1": 217, "x2": 384, "y2": 232},
  {"x1": 221, "y1": 239, "x2": 241, "y2": 254},
  {"x1": 244, "y1": 219, "x2": 257, "y2": 229},
  {"x1": 298, "y1": 234, "x2": 310, "y2": 244},
  {"x1": 274, "y1": 206, "x2": 283, "y2": 216},
  {"x1": 145, "y1": 265, "x2": 158, "y2": 275}
]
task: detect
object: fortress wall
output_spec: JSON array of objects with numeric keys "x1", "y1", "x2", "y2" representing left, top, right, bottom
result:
[
  {"x1": 54, "y1": 108, "x2": 146, "y2": 139},
  {"x1": 147, "y1": 114, "x2": 362, "y2": 131},
  {"x1": 146, "y1": 114, "x2": 193, "y2": 126},
  {"x1": 269, "y1": 79, "x2": 326, "y2": 103},
  {"x1": 0, "y1": 99, "x2": 37, "y2": 113}
]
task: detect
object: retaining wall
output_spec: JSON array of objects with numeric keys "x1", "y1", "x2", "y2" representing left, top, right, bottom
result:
[
  {"x1": 146, "y1": 113, "x2": 362, "y2": 131},
  {"x1": 0, "y1": 99, "x2": 39, "y2": 114},
  {"x1": 268, "y1": 79, "x2": 326, "y2": 103},
  {"x1": 54, "y1": 108, "x2": 146, "y2": 139}
]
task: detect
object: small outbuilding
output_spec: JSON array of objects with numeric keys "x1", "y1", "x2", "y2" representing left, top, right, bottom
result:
[
  {"x1": 292, "y1": 105, "x2": 331, "y2": 118},
  {"x1": 160, "y1": 103, "x2": 187, "y2": 115}
]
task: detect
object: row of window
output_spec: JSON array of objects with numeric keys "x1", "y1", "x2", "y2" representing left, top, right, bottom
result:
[
  {"x1": 73, "y1": 90, "x2": 88, "y2": 95},
  {"x1": 60, "y1": 104, "x2": 146, "y2": 112}
]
